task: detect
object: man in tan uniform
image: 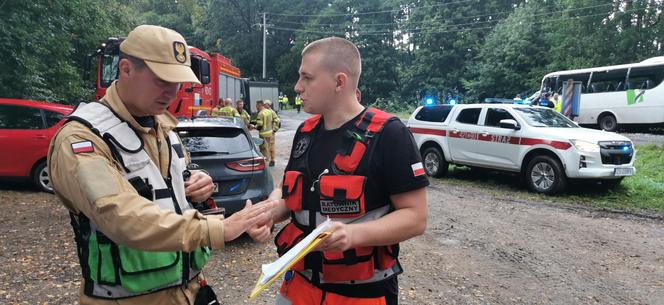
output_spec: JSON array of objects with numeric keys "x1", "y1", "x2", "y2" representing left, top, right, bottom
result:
[{"x1": 48, "y1": 25, "x2": 276, "y2": 305}]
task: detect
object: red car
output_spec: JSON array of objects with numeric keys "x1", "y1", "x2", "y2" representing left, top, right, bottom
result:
[{"x1": 0, "y1": 98, "x2": 74, "y2": 192}]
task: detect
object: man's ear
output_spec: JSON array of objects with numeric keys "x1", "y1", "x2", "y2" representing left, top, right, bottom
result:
[
  {"x1": 335, "y1": 72, "x2": 348, "y2": 92},
  {"x1": 118, "y1": 58, "x2": 132, "y2": 78}
]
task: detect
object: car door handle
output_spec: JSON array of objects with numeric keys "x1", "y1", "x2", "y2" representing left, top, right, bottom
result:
[
  {"x1": 451, "y1": 129, "x2": 459, "y2": 134},
  {"x1": 481, "y1": 132, "x2": 489, "y2": 137},
  {"x1": 34, "y1": 135, "x2": 47, "y2": 140}
]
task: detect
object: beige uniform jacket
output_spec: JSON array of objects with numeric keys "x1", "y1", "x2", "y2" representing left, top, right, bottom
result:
[{"x1": 47, "y1": 82, "x2": 225, "y2": 305}]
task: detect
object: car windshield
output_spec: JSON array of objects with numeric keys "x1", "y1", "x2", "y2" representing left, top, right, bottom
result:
[
  {"x1": 177, "y1": 127, "x2": 251, "y2": 155},
  {"x1": 514, "y1": 107, "x2": 578, "y2": 128}
]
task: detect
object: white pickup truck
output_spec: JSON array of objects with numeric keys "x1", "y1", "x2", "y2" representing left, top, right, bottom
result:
[{"x1": 407, "y1": 104, "x2": 636, "y2": 194}]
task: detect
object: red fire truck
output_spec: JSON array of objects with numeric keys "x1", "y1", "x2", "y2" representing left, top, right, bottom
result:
[{"x1": 86, "y1": 37, "x2": 246, "y2": 118}]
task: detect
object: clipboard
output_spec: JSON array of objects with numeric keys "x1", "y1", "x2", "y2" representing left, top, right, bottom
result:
[{"x1": 249, "y1": 219, "x2": 333, "y2": 299}]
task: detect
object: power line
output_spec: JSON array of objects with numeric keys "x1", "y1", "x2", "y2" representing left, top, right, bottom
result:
[
  {"x1": 269, "y1": 2, "x2": 616, "y2": 30},
  {"x1": 265, "y1": 0, "x2": 477, "y2": 17},
  {"x1": 266, "y1": 7, "x2": 648, "y2": 37}
]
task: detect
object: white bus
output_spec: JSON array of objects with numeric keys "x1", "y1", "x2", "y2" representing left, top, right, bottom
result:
[{"x1": 540, "y1": 56, "x2": 664, "y2": 131}]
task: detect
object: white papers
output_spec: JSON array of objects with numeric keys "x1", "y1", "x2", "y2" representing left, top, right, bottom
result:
[{"x1": 259, "y1": 219, "x2": 332, "y2": 285}]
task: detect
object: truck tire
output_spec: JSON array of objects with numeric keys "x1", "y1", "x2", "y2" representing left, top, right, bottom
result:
[
  {"x1": 598, "y1": 113, "x2": 618, "y2": 132},
  {"x1": 32, "y1": 160, "x2": 54, "y2": 193},
  {"x1": 422, "y1": 147, "x2": 448, "y2": 177},
  {"x1": 525, "y1": 155, "x2": 566, "y2": 195}
]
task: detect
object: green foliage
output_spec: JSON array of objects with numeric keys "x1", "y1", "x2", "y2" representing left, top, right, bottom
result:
[{"x1": 0, "y1": 0, "x2": 134, "y2": 102}]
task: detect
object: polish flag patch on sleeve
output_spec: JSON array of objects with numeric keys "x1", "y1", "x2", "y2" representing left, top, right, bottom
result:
[
  {"x1": 411, "y1": 162, "x2": 425, "y2": 177},
  {"x1": 71, "y1": 141, "x2": 94, "y2": 154}
]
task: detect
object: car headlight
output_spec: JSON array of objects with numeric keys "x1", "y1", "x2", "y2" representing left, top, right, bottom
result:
[{"x1": 570, "y1": 139, "x2": 600, "y2": 153}]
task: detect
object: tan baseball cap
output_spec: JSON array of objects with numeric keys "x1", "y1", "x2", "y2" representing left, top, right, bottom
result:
[
  {"x1": 120, "y1": 25, "x2": 201, "y2": 84},
  {"x1": 264, "y1": 99, "x2": 272, "y2": 105}
]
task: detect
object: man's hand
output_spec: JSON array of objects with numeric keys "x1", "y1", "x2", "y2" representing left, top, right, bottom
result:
[
  {"x1": 316, "y1": 221, "x2": 354, "y2": 252},
  {"x1": 247, "y1": 222, "x2": 272, "y2": 243},
  {"x1": 184, "y1": 170, "x2": 214, "y2": 202},
  {"x1": 223, "y1": 200, "x2": 278, "y2": 242}
]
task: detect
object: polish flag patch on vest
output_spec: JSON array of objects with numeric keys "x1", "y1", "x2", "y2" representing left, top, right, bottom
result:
[
  {"x1": 411, "y1": 162, "x2": 425, "y2": 177},
  {"x1": 71, "y1": 141, "x2": 94, "y2": 154}
]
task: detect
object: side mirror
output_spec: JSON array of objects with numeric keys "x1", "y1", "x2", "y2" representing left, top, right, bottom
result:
[
  {"x1": 252, "y1": 137, "x2": 264, "y2": 146},
  {"x1": 499, "y1": 119, "x2": 520, "y2": 130},
  {"x1": 199, "y1": 60, "x2": 210, "y2": 85}
]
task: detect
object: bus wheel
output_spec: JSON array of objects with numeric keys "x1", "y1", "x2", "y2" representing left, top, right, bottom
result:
[{"x1": 598, "y1": 113, "x2": 618, "y2": 132}]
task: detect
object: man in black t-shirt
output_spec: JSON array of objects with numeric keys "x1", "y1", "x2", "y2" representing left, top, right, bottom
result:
[{"x1": 248, "y1": 37, "x2": 429, "y2": 305}]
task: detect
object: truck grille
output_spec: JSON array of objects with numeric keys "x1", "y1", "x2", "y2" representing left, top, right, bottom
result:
[{"x1": 598, "y1": 141, "x2": 633, "y2": 165}]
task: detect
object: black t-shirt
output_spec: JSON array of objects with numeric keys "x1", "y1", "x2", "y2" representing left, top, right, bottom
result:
[
  {"x1": 300, "y1": 111, "x2": 429, "y2": 207},
  {"x1": 285, "y1": 109, "x2": 429, "y2": 297}
]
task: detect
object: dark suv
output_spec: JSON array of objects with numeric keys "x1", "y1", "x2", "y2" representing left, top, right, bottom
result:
[{"x1": 175, "y1": 117, "x2": 273, "y2": 215}]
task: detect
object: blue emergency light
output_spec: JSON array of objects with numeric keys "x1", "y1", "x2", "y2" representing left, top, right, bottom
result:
[
  {"x1": 425, "y1": 97, "x2": 434, "y2": 105},
  {"x1": 448, "y1": 99, "x2": 457, "y2": 105}
]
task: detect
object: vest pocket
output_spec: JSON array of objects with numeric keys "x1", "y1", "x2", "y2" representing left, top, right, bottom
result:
[
  {"x1": 322, "y1": 246, "x2": 375, "y2": 282},
  {"x1": 333, "y1": 140, "x2": 367, "y2": 173},
  {"x1": 191, "y1": 246, "x2": 211, "y2": 271},
  {"x1": 117, "y1": 246, "x2": 181, "y2": 293},
  {"x1": 274, "y1": 222, "x2": 306, "y2": 271},
  {"x1": 88, "y1": 232, "x2": 118, "y2": 285},
  {"x1": 318, "y1": 175, "x2": 366, "y2": 218},
  {"x1": 282, "y1": 171, "x2": 304, "y2": 212},
  {"x1": 376, "y1": 244, "x2": 399, "y2": 270}
]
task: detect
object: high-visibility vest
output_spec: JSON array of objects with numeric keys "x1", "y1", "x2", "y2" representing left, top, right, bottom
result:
[
  {"x1": 554, "y1": 97, "x2": 562, "y2": 113},
  {"x1": 295, "y1": 97, "x2": 302, "y2": 105},
  {"x1": 66, "y1": 102, "x2": 210, "y2": 299}
]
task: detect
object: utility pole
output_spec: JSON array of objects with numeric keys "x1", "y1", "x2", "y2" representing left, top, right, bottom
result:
[{"x1": 262, "y1": 12, "x2": 267, "y2": 79}]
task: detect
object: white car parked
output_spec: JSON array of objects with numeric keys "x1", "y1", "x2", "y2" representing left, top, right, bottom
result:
[{"x1": 407, "y1": 104, "x2": 636, "y2": 194}]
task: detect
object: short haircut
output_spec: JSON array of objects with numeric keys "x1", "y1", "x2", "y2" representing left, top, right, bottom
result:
[
  {"x1": 256, "y1": 100, "x2": 264, "y2": 105},
  {"x1": 119, "y1": 51, "x2": 146, "y2": 70},
  {"x1": 301, "y1": 37, "x2": 361, "y2": 87},
  {"x1": 235, "y1": 99, "x2": 243, "y2": 105}
]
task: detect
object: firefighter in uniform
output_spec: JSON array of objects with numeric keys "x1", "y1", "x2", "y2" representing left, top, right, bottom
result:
[
  {"x1": 219, "y1": 98, "x2": 240, "y2": 117},
  {"x1": 211, "y1": 99, "x2": 223, "y2": 117},
  {"x1": 264, "y1": 99, "x2": 280, "y2": 167},
  {"x1": 255, "y1": 100, "x2": 275, "y2": 166},
  {"x1": 250, "y1": 37, "x2": 429, "y2": 305},
  {"x1": 47, "y1": 25, "x2": 276, "y2": 305},
  {"x1": 235, "y1": 99, "x2": 253, "y2": 129},
  {"x1": 281, "y1": 95, "x2": 289, "y2": 110},
  {"x1": 295, "y1": 94, "x2": 302, "y2": 113}
]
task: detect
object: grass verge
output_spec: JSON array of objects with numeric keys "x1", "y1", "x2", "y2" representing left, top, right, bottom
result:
[{"x1": 434, "y1": 144, "x2": 664, "y2": 212}]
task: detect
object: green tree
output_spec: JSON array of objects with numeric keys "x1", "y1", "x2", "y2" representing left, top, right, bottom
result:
[{"x1": 0, "y1": 0, "x2": 134, "y2": 101}]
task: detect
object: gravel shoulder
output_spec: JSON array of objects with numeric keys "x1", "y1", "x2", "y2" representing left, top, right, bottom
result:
[{"x1": 1, "y1": 110, "x2": 661, "y2": 305}]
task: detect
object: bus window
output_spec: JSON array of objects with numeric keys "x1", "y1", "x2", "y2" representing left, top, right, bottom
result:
[
  {"x1": 627, "y1": 64, "x2": 664, "y2": 90},
  {"x1": 555, "y1": 73, "x2": 591, "y2": 93},
  {"x1": 543, "y1": 77, "x2": 557, "y2": 92},
  {"x1": 588, "y1": 68, "x2": 628, "y2": 93}
]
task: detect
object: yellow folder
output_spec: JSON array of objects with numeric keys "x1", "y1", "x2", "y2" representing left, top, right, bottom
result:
[{"x1": 249, "y1": 220, "x2": 333, "y2": 299}]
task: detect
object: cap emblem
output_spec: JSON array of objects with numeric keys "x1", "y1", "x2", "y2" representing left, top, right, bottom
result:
[{"x1": 173, "y1": 42, "x2": 187, "y2": 63}]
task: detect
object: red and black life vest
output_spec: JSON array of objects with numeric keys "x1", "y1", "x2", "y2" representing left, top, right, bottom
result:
[{"x1": 274, "y1": 107, "x2": 401, "y2": 285}]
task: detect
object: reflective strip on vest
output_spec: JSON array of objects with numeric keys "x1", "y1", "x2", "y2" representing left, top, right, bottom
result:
[{"x1": 67, "y1": 102, "x2": 202, "y2": 299}]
